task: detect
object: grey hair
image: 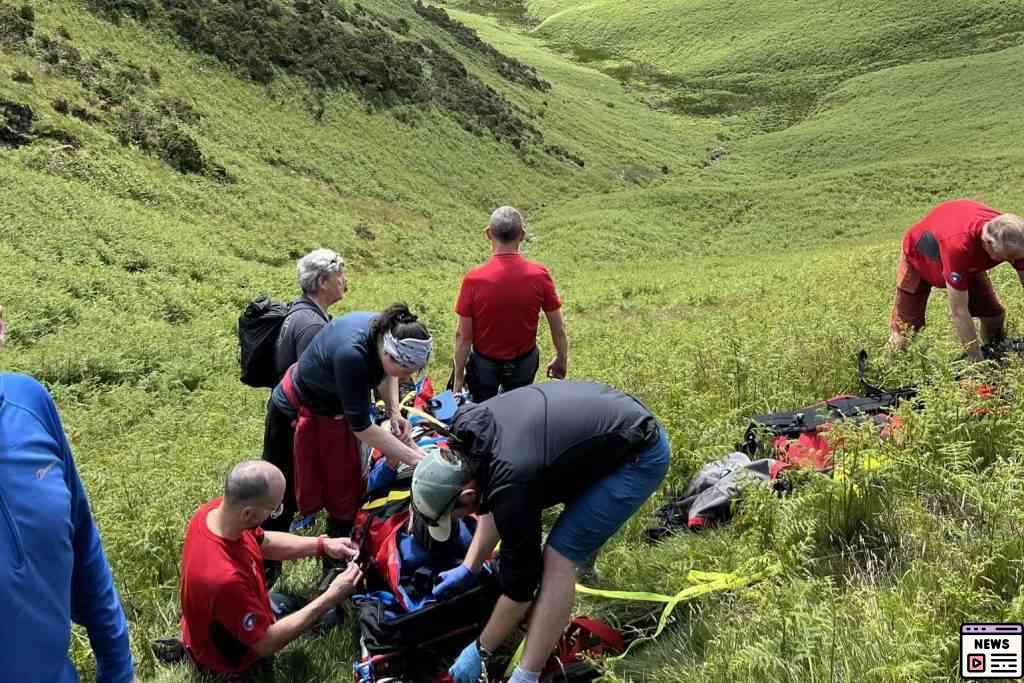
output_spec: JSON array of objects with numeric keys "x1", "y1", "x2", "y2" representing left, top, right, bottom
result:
[
  {"x1": 224, "y1": 460, "x2": 277, "y2": 506},
  {"x1": 488, "y1": 206, "x2": 524, "y2": 243},
  {"x1": 985, "y1": 214, "x2": 1024, "y2": 252},
  {"x1": 297, "y1": 248, "x2": 344, "y2": 294}
]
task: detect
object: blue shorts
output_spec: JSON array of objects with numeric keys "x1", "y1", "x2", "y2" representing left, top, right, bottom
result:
[{"x1": 546, "y1": 428, "x2": 671, "y2": 565}]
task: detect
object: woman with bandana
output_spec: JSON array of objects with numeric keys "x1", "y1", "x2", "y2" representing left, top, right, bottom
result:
[{"x1": 262, "y1": 304, "x2": 432, "y2": 578}]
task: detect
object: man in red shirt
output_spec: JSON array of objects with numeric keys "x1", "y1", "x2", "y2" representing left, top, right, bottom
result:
[
  {"x1": 889, "y1": 199, "x2": 1024, "y2": 361},
  {"x1": 179, "y1": 460, "x2": 363, "y2": 676},
  {"x1": 453, "y1": 206, "x2": 568, "y2": 401}
]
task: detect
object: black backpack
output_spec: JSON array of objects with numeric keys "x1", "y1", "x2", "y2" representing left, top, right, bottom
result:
[
  {"x1": 738, "y1": 350, "x2": 917, "y2": 455},
  {"x1": 238, "y1": 296, "x2": 325, "y2": 388}
]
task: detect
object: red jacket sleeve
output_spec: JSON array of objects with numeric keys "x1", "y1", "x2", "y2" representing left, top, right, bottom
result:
[{"x1": 213, "y1": 576, "x2": 274, "y2": 648}]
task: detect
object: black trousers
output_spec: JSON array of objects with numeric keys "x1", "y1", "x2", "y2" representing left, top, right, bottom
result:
[
  {"x1": 466, "y1": 346, "x2": 540, "y2": 402},
  {"x1": 261, "y1": 400, "x2": 298, "y2": 535}
]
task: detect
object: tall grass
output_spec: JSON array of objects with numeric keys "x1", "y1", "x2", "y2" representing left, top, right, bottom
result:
[{"x1": 3, "y1": 0, "x2": 1024, "y2": 681}]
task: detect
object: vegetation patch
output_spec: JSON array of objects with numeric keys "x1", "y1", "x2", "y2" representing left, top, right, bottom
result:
[
  {"x1": 413, "y1": 1, "x2": 549, "y2": 91},
  {"x1": 0, "y1": 2, "x2": 34, "y2": 46},
  {"x1": 0, "y1": 97, "x2": 34, "y2": 147},
  {"x1": 2, "y1": 10, "x2": 227, "y2": 178},
  {"x1": 0, "y1": 96, "x2": 80, "y2": 148},
  {"x1": 79, "y1": 0, "x2": 573, "y2": 156}
]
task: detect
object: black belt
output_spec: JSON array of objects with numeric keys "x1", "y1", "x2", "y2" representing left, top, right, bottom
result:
[{"x1": 471, "y1": 345, "x2": 537, "y2": 364}]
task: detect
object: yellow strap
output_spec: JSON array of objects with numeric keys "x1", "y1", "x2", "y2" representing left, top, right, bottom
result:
[
  {"x1": 362, "y1": 489, "x2": 411, "y2": 511},
  {"x1": 574, "y1": 563, "x2": 782, "y2": 660},
  {"x1": 401, "y1": 405, "x2": 450, "y2": 432},
  {"x1": 505, "y1": 637, "x2": 527, "y2": 677}
]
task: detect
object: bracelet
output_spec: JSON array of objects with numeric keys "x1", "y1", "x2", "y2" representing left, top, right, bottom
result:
[
  {"x1": 316, "y1": 536, "x2": 326, "y2": 558},
  {"x1": 478, "y1": 639, "x2": 493, "y2": 683}
]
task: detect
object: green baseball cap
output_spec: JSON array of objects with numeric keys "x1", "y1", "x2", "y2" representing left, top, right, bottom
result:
[{"x1": 411, "y1": 448, "x2": 472, "y2": 542}]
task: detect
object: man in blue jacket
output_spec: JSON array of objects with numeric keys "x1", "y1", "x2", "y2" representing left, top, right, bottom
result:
[{"x1": 0, "y1": 369, "x2": 137, "y2": 683}]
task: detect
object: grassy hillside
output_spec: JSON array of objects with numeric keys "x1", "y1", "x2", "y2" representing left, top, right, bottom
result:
[
  {"x1": 525, "y1": 0, "x2": 1024, "y2": 125},
  {"x1": 3, "y1": 0, "x2": 1024, "y2": 681}
]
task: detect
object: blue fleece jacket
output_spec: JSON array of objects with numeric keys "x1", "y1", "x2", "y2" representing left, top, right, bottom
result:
[{"x1": 0, "y1": 373, "x2": 134, "y2": 683}]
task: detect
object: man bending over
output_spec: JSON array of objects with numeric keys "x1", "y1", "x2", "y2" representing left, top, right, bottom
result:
[
  {"x1": 411, "y1": 381, "x2": 670, "y2": 683},
  {"x1": 889, "y1": 199, "x2": 1024, "y2": 360}
]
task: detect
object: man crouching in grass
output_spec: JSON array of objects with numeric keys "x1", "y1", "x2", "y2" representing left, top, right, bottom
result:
[{"x1": 178, "y1": 460, "x2": 363, "y2": 678}]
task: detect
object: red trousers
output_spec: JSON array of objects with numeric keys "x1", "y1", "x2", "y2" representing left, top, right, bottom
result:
[{"x1": 281, "y1": 365, "x2": 365, "y2": 521}]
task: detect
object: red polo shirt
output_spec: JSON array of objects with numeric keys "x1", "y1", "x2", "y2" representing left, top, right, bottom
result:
[
  {"x1": 455, "y1": 253, "x2": 561, "y2": 360},
  {"x1": 180, "y1": 498, "x2": 274, "y2": 674},
  {"x1": 903, "y1": 199, "x2": 1024, "y2": 290}
]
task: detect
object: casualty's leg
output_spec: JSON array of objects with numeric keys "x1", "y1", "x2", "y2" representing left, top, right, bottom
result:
[{"x1": 518, "y1": 545, "x2": 578, "y2": 674}]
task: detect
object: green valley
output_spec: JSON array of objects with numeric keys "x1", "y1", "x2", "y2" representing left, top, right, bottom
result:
[{"x1": 3, "y1": 0, "x2": 1024, "y2": 680}]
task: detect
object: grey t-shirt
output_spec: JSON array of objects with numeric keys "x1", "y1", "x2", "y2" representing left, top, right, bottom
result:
[{"x1": 274, "y1": 297, "x2": 329, "y2": 379}]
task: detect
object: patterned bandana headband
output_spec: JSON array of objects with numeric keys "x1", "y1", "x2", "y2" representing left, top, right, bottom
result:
[{"x1": 383, "y1": 332, "x2": 433, "y2": 371}]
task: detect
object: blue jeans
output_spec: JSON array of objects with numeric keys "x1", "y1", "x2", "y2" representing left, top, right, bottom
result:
[{"x1": 547, "y1": 428, "x2": 671, "y2": 564}]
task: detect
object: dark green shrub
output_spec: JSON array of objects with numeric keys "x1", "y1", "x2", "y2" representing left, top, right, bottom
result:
[
  {"x1": 0, "y1": 3, "x2": 34, "y2": 45},
  {"x1": 0, "y1": 97, "x2": 34, "y2": 147},
  {"x1": 80, "y1": 0, "x2": 549, "y2": 150},
  {"x1": 113, "y1": 105, "x2": 206, "y2": 174},
  {"x1": 156, "y1": 95, "x2": 201, "y2": 126}
]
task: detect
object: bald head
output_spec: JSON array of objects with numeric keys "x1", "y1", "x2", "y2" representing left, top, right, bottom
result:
[{"x1": 223, "y1": 460, "x2": 284, "y2": 508}]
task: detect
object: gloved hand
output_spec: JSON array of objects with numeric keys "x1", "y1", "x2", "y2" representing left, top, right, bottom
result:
[
  {"x1": 449, "y1": 640, "x2": 483, "y2": 683},
  {"x1": 433, "y1": 563, "x2": 480, "y2": 599}
]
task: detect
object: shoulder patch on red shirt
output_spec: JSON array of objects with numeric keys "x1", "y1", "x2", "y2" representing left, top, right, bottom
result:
[{"x1": 242, "y1": 613, "x2": 257, "y2": 631}]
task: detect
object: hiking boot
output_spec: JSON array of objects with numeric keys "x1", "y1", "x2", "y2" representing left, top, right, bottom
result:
[
  {"x1": 269, "y1": 591, "x2": 307, "y2": 619},
  {"x1": 151, "y1": 638, "x2": 187, "y2": 665}
]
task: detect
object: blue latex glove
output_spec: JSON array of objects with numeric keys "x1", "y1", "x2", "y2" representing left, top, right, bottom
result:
[
  {"x1": 432, "y1": 563, "x2": 479, "y2": 599},
  {"x1": 449, "y1": 640, "x2": 483, "y2": 683}
]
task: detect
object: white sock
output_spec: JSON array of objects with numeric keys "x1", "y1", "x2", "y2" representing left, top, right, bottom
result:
[{"x1": 508, "y1": 666, "x2": 541, "y2": 683}]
